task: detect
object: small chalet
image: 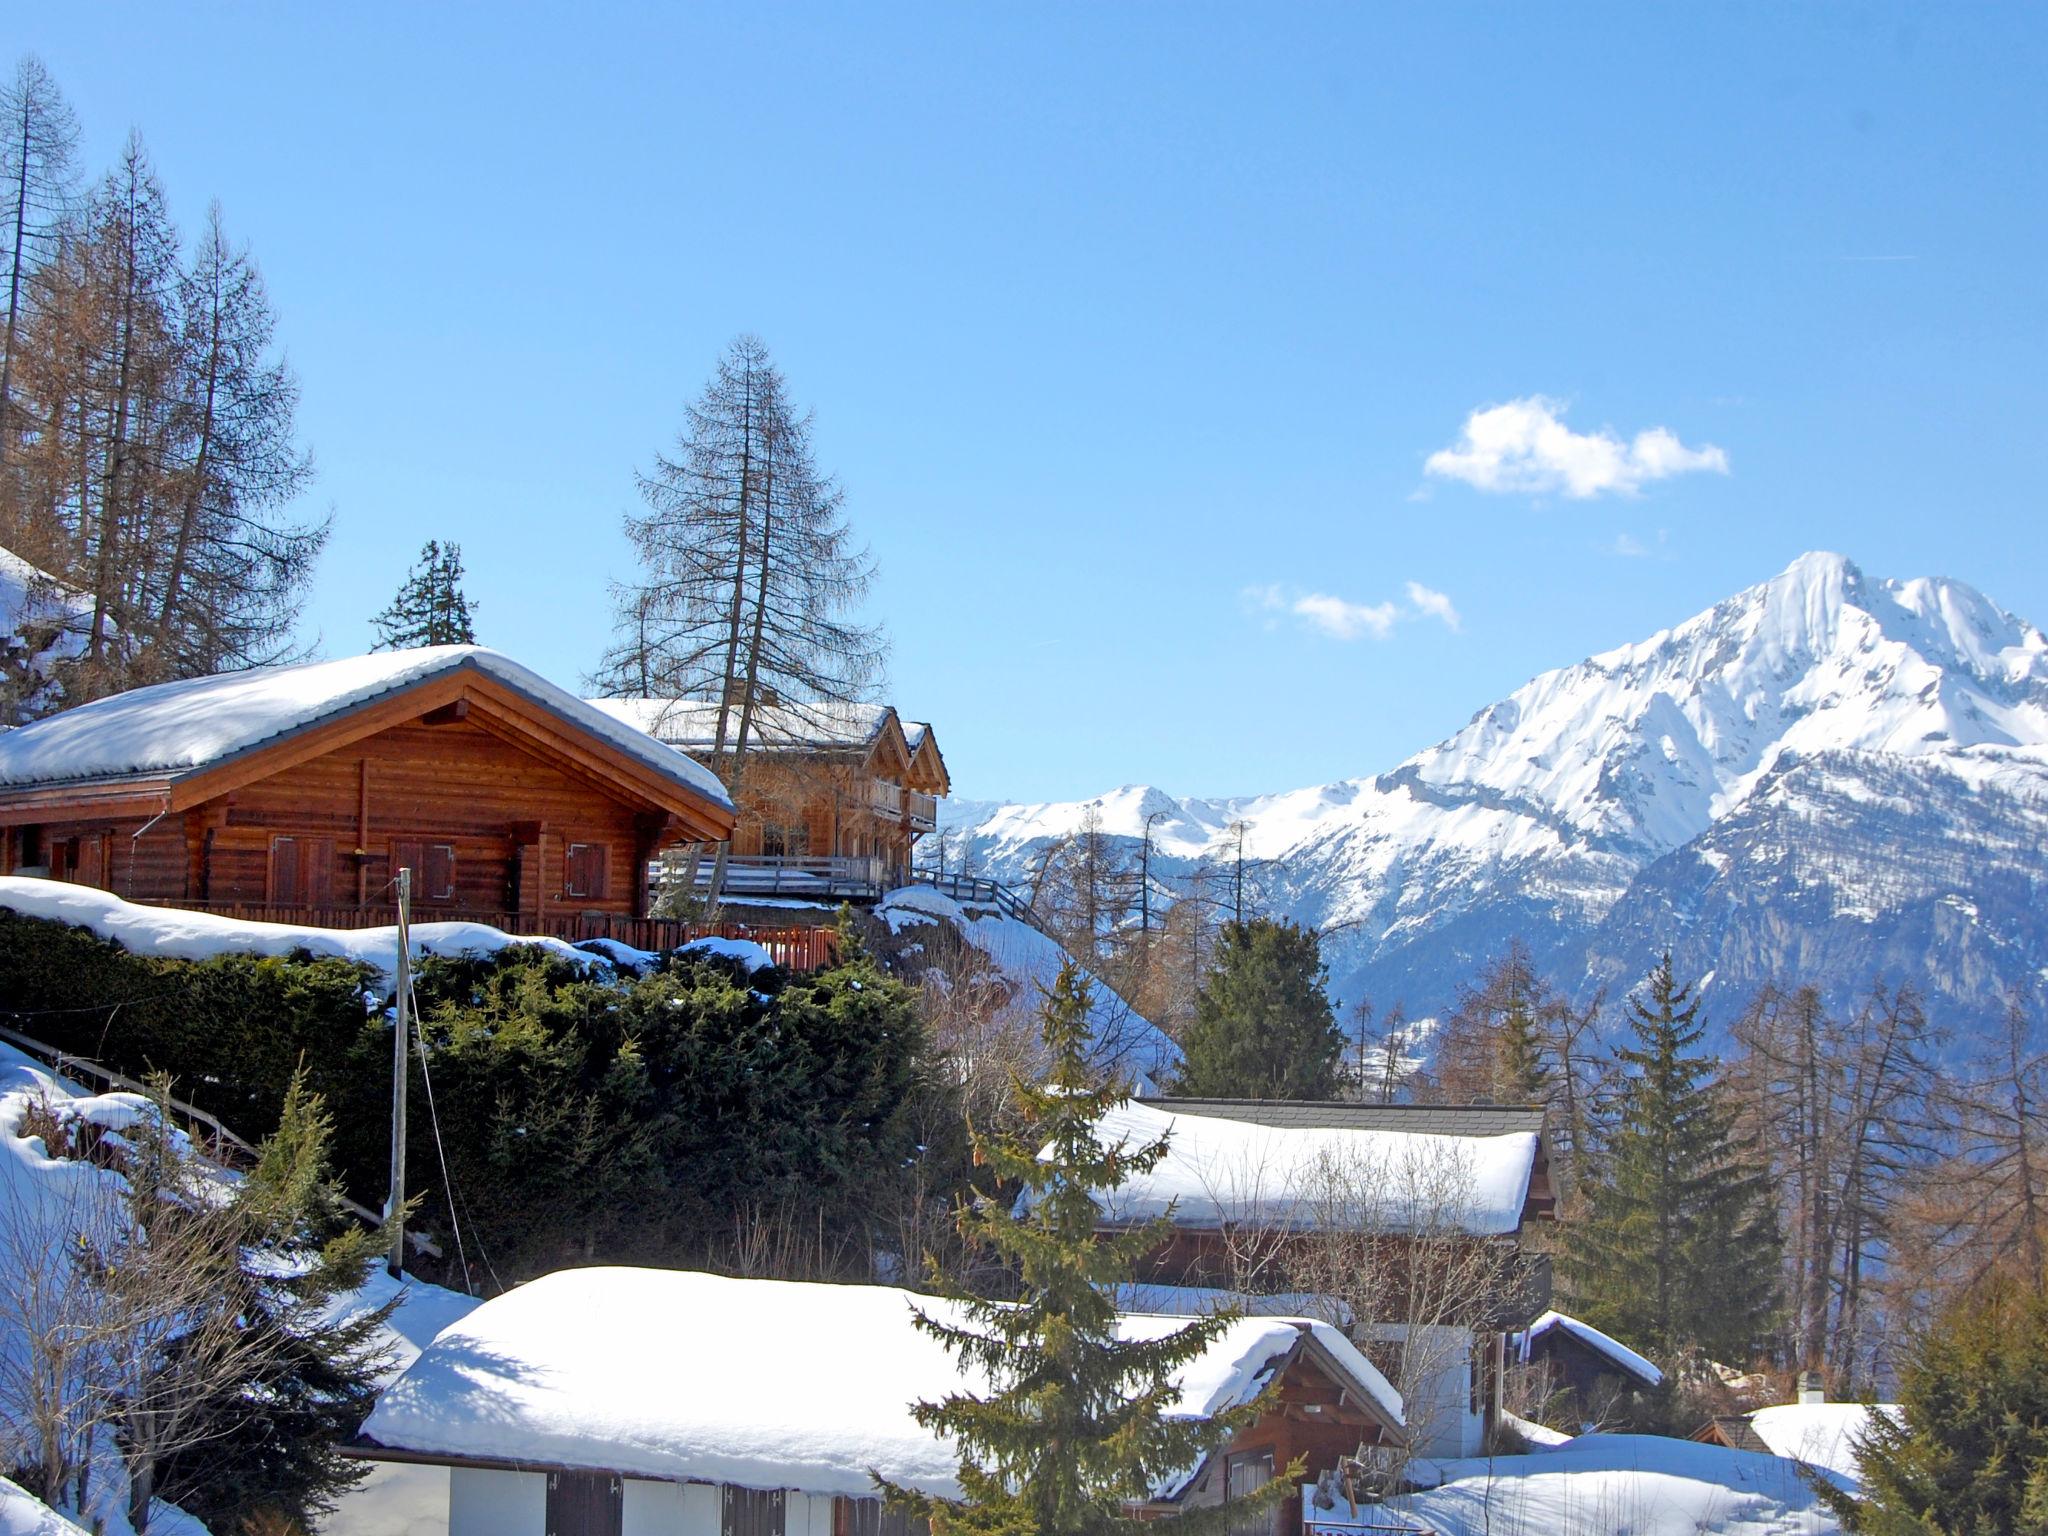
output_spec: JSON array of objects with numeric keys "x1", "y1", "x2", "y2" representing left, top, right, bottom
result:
[
  {"x1": 351, "y1": 1266, "x2": 1404, "y2": 1536},
  {"x1": 588, "y1": 699, "x2": 947, "y2": 895},
  {"x1": 1509, "y1": 1310, "x2": 1663, "y2": 1407},
  {"x1": 1691, "y1": 1383, "x2": 1900, "y2": 1488},
  {"x1": 0, "y1": 647, "x2": 734, "y2": 928},
  {"x1": 1064, "y1": 1098, "x2": 1556, "y2": 1461}
]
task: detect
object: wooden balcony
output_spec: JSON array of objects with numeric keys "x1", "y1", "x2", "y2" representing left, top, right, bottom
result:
[{"x1": 665, "y1": 854, "x2": 902, "y2": 900}]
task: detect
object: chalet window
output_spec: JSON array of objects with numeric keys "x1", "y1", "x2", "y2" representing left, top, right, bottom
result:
[
  {"x1": 762, "y1": 820, "x2": 809, "y2": 858},
  {"x1": 1225, "y1": 1450, "x2": 1276, "y2": 1536},
  {"x1": 565, "y1": 841, "x2": 610, "y2": 900},
  {"x1": 545, "y1": 1469, "x2": 621, "y2": 1536},
  {"x1": 834, "y1": 1496, "x2": 928, "y2": 1536},
  {"x1": 721, "y1": 1485, "x2": 784, "y2": 1536},
  {"x1": 267, "y1": 835, "x2": 334, "y2": 906},
  {"x1": 390, "y1": 840, "x2": 457, "y2": 903}
]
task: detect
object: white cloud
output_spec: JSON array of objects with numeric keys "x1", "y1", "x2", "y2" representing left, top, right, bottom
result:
[
  {"x1": 1425, "y1": 395, "x2": 1728, "y2": 499},
  {"x1": 1403, "y1": 581, "x2": 1461, "y2": 631},
  {"x1": 1294, "y1": 592, "x2": 1399, "y2": 640},
  {"x1": 1610, "y1": 532, "x2": 1650, "y2": 557},
  {"x1": 1245, "y1": 582, "x2": 1458, "y2": 642}
]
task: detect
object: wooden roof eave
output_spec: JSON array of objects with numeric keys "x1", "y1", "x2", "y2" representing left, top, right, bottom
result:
[
  {"x1": 906, "y1": 731, "x2": 951, "y2": 795},
  {"x1": 0, "y1": 777, "x2": 179, "y2": 826},
  {"x1": 1154, "y1": 1329, "x2": 1406, "y2": 1507}
]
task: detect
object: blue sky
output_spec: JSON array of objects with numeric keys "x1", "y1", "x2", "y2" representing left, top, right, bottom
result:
[{"x1": 27, "y1": 4, "x2": 2048, "y2": 802}]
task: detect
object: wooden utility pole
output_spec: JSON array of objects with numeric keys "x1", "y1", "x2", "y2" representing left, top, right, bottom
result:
[
  {"x1": 1230, "y1": 820, "x2": 1248, "y2": 927},
  {"x1": 386, "y1": 867, "x2": 412, "y2": 1279}
]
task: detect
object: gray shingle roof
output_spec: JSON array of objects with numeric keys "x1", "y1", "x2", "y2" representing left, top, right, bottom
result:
[{"x1": 1138, "y1": 1097, "x2": 1547, "y2": 1138}]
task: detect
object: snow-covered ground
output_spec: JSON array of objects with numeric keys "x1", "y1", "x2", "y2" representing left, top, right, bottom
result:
[
  {"x1": 0, "y1": 1038, "x2": 481, "y2": 1536},
  {"x1": 1380, "y1": 1434, "x2": 1846, "y2": 1536}
]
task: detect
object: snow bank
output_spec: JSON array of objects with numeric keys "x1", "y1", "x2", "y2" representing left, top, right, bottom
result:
[
  {"x1": 1067, "y1": 1100, "x2": 1537, "y2": 1237},
  {"x1": 1513, "y1": 1310, "x2": 1663, "y2": 1386},
  {"x1": 875, "y1": 887, "x2": 1181, "y2": 1088},
  {"x1": 0, "y1": 1481, "x2": 89, "y2": 1536},
  {"x1": 1747, "y1": 1403, "x2": 1897, "y2": 1488},
  {"x1": 0, "y1": 645, "x2": 730, "y2": 808},
  {"x1": 1379, "y1": 1434, "x2": 1846, "y2": 1536},
  {"x1": 363, "y1": 1266, "x2": 1396, "y2": 1498},
  {"x1": 0, "y1": 877, "x2": 601, "y2": 986}
]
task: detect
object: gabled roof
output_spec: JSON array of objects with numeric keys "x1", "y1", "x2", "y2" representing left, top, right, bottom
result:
[
  {"x1": 590, "y1": 697, "x2": 952, "y2": 795},
  {"x1": 1512, "y1": 1310, "x2": 1663, "y2": 1387},
  {"x1": 359, "y1": 1266, "x2": 1401, "y2": 1495},
  {"x1": 1060, "y1": 1099, "x2": 1541, "y2": 1237},
  {"x1": 0, "y1": 647, "x2": 733, "y2": 831}
]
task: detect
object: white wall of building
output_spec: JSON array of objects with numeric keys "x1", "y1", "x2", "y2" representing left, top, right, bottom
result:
[
  {"x1": 1362, "y1": 1323, "x2": 1485, "y2": 1460},
  {"x1": 623, "y1": 1478, "x2": 721, "y2": 1536},
  {"x1": 319, "y1": 1461, "x2": 449, "y2": 1536},
  {"x1": 449, "y1": 1467, "x2": 546, "y2": 1536}
]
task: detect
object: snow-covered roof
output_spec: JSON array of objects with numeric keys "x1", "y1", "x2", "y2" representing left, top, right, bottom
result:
[
  {"x1": 1512, "y1": 1310, "x2": 1663, "y2": 1386},
  {"x1": 1379, "y1": 1432, "x2": 1850, "y2": 1534},
  {"x1": 361, "y1": 1267, "x2": 1401, "y2": 1496},
  {"x1": 1067, "y1": 1099, "x2": 1539, "y2": 1237},
  {"x1": 586, "y1": 697, "x2": 896, "y2": 753},
  {"x1": 1746, "y1": 1403, "x2": 1898, "y2": 1486},
  {"x1": 0, "y1": 646, "x2": 731, "y2": 809}
]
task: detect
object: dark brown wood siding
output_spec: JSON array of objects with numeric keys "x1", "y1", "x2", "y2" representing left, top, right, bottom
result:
[{"x1": 10, "y1": 716, "x2": 677, "y2": 919}]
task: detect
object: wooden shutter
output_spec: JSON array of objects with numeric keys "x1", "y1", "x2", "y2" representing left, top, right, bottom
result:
[
  {"x1": 545, "y1": 1469, "x2": 622, "y2": 1536},
  {"x1": 302, "y1": 837, "x2": 334, "y2": 906},
  {"x1": 565, "y1": 842, "x2": 610, "y2": 900},
  {"x1": 268, "y1": 836, "x2": 301, "y2": 904},
  {"x1": 423, "y1": 843, "x2": 456, "y2": 902},
  {"x1": 393, "y1": 839, "x2": 455, "y2": 903},
  {"x1": 75, "y1": 833, "x2": 107, "y2": 889}
]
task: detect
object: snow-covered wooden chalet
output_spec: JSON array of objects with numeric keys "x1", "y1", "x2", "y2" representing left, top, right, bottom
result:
[
  {"x1": 1509, "y1": 1310, "x2": 1663, "y2": 1407},
  {"x1": 0, "y1": 647, "x2": 734, "y2": 930},
  {"x1": 587, "y1": 699, "x2": 948, "y2": 898},
  {"x1": 1062, "y1": 1098, "x2": 1556, "y2": 1461},
  {"x1": 351, "y1": 1266, "x2": 1405, "y2": 1536}
]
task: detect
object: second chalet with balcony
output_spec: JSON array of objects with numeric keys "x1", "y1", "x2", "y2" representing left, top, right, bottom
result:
[{"x1": 587, "y1": 698, "x2": 949, "y2": 898}]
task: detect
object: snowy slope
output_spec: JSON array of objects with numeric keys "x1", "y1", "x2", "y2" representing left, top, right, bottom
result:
[
  {"x1": 944, "y1": 554, "x2": 2048, "y2": 1029},
  {"x1": 0, "y1": 545, "x2": 91, "y2": 725}
]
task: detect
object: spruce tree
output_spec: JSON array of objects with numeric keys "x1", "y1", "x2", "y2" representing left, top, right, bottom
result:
[
  {"x1": 885, "y1": 962, "x2": 1291, "y2": 1536},
  {"x1": 149, "y1": 1074, "x2": 393, "y2": 1531},
  {"x1": 1176, "y1": 918, "x2": 1344, "y2": 1099},
  {"x1": 1560, "y1": 955, "x2": 1778, "y2": 1363},
  {"x1": 370, "y1": 539, "x2": 477, "y2": 649},
  {"x1": 1822, "y1": 1265, "x2": 2048, "y2": 1536}
]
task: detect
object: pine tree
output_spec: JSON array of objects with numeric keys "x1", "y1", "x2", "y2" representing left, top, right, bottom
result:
[
  {"x1": 1560, "y1": 955, "x2": 1778, "y2": 1363},
  {"x1": 1822, "y1": 1265, "x2": 2048, "y2": 1536},
  {"x1": 884, "y1": 962, "x2": 1291, "y2": 1536},
  {"x1": 1175, "y1": 918, "x2": 1345, "y2": 1099},
  {"x1": 370, "y1": 539, "x2": 477, "y2": 649}
]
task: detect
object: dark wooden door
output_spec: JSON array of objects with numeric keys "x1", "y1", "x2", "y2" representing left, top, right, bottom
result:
[
  {"x1": 546, "y1": 1470, "x2": 622, "y2": 1536},
  {"x1": 723, "y1": 1484, "x2": 785, "y2": 1536}
]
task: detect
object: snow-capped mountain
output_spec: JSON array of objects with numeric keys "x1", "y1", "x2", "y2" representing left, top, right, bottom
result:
[{"x1": 940, "y1": 552, "x2": 2048, "y2": 1029}]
